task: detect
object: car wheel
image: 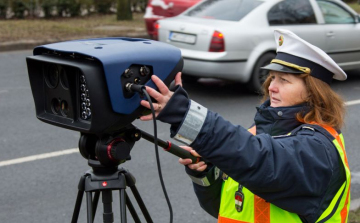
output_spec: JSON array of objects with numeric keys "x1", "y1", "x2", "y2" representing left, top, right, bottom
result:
[{"x1": 248, "y1": 52, "x2": 276, "y2": 93}]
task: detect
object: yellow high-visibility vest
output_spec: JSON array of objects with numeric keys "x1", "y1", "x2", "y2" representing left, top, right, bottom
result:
[{"x1": 218, "y1": 125, "x2": 350, "y2": 223}]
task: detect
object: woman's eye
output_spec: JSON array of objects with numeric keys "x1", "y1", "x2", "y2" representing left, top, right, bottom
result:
[{"x1": 280, "y1": 77, "x2": 288, "y2": 82}]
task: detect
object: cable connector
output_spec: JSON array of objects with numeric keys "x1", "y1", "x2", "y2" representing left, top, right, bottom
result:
[{"x1": 125, "y1": 83, "x2": 146, "y2": 93}]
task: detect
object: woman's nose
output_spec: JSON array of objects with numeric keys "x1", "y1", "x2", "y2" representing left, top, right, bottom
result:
[{"x1": 268, "y1": 80, "x2": 278, "y2": 93}]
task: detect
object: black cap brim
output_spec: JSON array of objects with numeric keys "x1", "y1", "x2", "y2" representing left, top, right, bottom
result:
[{"x1": 260, "y1": 63, "x2": 304, "y2": 74}]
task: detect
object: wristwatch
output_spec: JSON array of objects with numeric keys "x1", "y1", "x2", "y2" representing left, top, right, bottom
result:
[{"x1": 188, "y1": 166, "x2": 221, "y2": 186}]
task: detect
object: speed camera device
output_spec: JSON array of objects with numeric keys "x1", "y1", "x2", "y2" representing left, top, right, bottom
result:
[
  {"x1": 26, "y1": 37, "x2": 183, "y2": 135},
  {"x1": 26, "y1": 38, "x2": 204, "y2": 223}
]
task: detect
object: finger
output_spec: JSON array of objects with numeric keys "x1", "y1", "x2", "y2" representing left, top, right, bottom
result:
[
  {"x1": 140, "y1": 100, "x2": 151, "y2": 110},
  {"x1": 175, "y1": 72, "x2": 182, "y2": 87},
  {"x1": 187, "y1": 163, "x2": 197, "y2": 170},
  {"x1": 179, "y1": 158, "x2": 193, "y2": 165},
  {"x1": 196, "y1": 164, "x2": 207, "y2": 172},
  {"x1": 179, "y1": 146, "x2": 201, "y2": 160},
  {"x1": 152, "y1": 75, "x2": 170, "y2": 96},
  {"x1": 179, "y1": 146, "x2": 192, "y2": 152},
  {"x1": 145, "y1": 86, "x2": 163, "y2": 102},
  {"x1": 187, "y1": 161, "x2": 204, "y2": 168},
  {"x1": 190, "y1": 150, "x2": 201, "y2": 157},
  {"x1": 188, "y1": 162, "x2": 206, "y2": 171},
  {"x1": 139, "y1": 114, "x2": 154, "y2": 121}
]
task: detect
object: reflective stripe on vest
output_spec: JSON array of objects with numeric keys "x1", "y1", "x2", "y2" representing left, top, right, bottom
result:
[
  {"x1": 316, "y1": 125, "x2": 350, "y2": 223},
  {"x1": 218, "y1": 125, "x2": 351, "y2": 223}
]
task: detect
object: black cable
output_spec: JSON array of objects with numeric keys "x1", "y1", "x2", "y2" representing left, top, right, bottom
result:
[{"x1": 141, "y1": 87, "x2": 173, "y2": 223}]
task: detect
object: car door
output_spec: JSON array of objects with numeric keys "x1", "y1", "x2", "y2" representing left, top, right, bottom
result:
[
  {"x1": 316, "y1": 0, "x2": 360, "y2": 70},
  {"x1": 267, "y1": 0, "x2": 327, "y2": 50}
]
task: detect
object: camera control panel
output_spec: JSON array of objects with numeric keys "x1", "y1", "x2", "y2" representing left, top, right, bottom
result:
[{"x1": 121, "y1": 64, "x2": 153, "y2": 98}]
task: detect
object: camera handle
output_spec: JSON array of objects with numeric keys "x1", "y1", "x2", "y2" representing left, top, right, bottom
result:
[
  {"x1": 139, "y1": 130, "x2": 204, "y2": 164},
  {"x1": 71, "y1": 159, "x2": 153, "y2": 223}
]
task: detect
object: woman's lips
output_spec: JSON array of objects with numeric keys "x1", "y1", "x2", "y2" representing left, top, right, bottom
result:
[{"x1": 271, "y1": 97, "x2": 281, "y2": 103}]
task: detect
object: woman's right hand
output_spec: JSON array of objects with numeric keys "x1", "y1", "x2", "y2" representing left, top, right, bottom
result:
[
  {"x1": 179, "y1": 146, "x2": 207, "y2": 172},
  {"x1": 140, "y1": 72, "x2": 182, "y2": 121}
]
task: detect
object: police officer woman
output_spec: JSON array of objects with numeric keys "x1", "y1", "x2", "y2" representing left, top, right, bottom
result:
[{"x1": 140, "y1": 29, "x2": 350, "y2": 223}]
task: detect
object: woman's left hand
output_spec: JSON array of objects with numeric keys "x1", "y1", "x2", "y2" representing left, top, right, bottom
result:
[
  {"x1": 179, "y1": 146, "x2": 207, "y2": 172},
  {"x1": 140, "y1": 72, "x2": 182, "y2": 121}
]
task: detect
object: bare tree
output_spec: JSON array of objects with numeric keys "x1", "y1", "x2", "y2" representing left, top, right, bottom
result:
[{"x1": 117, "y1": 0, "x2": 132, "y2": 20}]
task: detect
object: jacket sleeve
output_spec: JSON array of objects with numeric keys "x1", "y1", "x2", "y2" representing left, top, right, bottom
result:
[
  {"x1": 185, "y1": 110, "x2": 341, "y2": 216},
  {"x1": 156, "y1": 87, "x2": 342, "y2": 218},
  {"x1": 185, "y1": 166, "x2": 222, "y2": 218}
]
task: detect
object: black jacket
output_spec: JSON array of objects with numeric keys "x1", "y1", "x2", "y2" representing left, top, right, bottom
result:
[{"x1": 157, "y1": 86, "x2": 346, "y2": 222}]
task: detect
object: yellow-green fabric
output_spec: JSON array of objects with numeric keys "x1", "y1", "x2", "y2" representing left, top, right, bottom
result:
[
  {"x1": 218, "y1": 129, "x2": 350, "y2": 223},
  {"x1": 316, "y1": 133, "x2": 351, "y2": 223},
  {"x1": 219, "y1": 176, "x2": 301, "y2": 223}
]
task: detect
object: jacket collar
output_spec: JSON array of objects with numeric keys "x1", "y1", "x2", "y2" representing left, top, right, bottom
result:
[{"x1": 254, "y1": 100, "x2": 309, "y2": 136}]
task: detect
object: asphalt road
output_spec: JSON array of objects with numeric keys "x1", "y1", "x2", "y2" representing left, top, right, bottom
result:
[{"x1": 0, "y1": 50, "x2": 359, "y2": 223}]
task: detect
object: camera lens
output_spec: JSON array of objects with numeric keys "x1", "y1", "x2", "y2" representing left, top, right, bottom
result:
[
  {"x1": 60, "y1": 100, "x2": 69, "y2": 117},
  {"x1": 51, "y1": 98, "x2": 61, "y2": 114},
  {"x1": 45, "y1": 64, "x2": 60, "y2": 88},
  {"x1": 60, "y1": 68, "x2": 69, "y2": 90}
]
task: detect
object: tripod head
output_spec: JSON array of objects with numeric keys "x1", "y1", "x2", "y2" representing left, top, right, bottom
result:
[
  {"x1": 78, "y1": 124, "x2": 202, "y2": 169},
  {"x1": 78, "y1": 125, "x2": 141, "y2": 168}
]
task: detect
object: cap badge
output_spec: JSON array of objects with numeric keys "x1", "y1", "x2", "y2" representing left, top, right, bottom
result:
[{"x1": 279, "y1": 35, "x2": 284, "y2": 46}]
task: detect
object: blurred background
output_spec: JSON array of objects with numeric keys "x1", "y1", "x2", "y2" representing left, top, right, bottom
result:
[{"x1": 1, "y1": 0, "x2": 360, "y2": 222}]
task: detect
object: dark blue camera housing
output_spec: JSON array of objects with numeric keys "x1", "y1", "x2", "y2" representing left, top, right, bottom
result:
[{"x1": 26, "y1": 37, "x2": 183, "y2": 135}]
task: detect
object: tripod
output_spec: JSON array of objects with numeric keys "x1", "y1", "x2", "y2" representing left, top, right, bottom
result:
[
  {"x1": 71, "y1": 159, "x2": 153, "y2": 223},
  {"x1": 71, "y1": 126, "x2": 199, "y2": 223}
]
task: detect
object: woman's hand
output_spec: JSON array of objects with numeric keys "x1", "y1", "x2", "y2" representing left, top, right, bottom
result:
[
  {"x1": 140, "y1": 72, "x2": 182, "y2": 121},
  {"x1": 179, "y1": 146, "x2": 207, "y2": 172}
]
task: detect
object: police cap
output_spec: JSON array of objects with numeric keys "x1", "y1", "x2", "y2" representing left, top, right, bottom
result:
[{"x1": 261, "y1": 29, "x2": 347, "y2": 84}]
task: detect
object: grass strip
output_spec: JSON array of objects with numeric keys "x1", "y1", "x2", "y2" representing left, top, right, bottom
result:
[{"x1": 0, "y1": 13, "x2": 146, "y2": 42}]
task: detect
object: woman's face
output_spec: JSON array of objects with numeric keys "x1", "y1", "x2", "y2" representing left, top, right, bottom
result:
[{"x1": 268, "y1": 71, "x2": 309, "y2": 107}]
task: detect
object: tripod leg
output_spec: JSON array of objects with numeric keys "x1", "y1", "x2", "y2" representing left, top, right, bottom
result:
[
  {"x1": 119, "y1": 188, "x2": 127, "y2": 223},
  {"x1": 125, "y1": 192, "x2": 141, "y2": 223},
  {"x1": 72, "y1": 175, "x2": 88, "y2": 223},
  {"x1": 124, "y1": 171, "x2": 153, "y2": 222},
  {"x1": 92, "y1": 191, "x2": 100, "y2": 221},
  {"x1": 129, "y1": 186, "x2": 153, "y2": 223},
  {"x1": 102, "y1": 190, "x2": 114, "y2": 223},
  {"x1": 71, "y1": 189, "x2": 84, "y2": 223},
  {"x1": 86, "y1": 192, "x2": 94, "y2": 223}
]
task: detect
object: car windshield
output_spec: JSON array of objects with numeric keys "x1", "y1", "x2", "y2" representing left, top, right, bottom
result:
[{"x1": 184, "y1": 0, "x2": 263, "y2": 21}]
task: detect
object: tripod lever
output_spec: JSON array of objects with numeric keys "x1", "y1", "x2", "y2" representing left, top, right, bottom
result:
[{"x1": 139, "y1": 130, "x2": 203, "y2": 164}]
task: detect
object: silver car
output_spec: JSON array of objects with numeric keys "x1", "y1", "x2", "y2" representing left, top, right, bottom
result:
[{"x1": 157, "y1": 0, "x2": 360, "y2": 91}]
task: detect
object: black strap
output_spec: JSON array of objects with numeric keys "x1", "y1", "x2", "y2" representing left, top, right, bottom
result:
[
  {"x1": 317, "y1": 182, "x2": 347, "y2": 223},
  {"x1": 290, "y1": 124, "x2": 336, "y2": 140},
  {"x1": 295, "y1": 124, "x2": 346, "y2": 222}
]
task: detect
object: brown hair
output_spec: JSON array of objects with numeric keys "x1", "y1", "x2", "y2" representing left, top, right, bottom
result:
[{"x1": 261, "y1": 73, "x2": 346, "y2": 130}]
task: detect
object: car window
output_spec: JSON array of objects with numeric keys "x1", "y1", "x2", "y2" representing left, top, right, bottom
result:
[
  {"x1": 184, "y1": 0, "x2": 263, "y2": 21},
  {"x1": 316, "y1": 0, "x2": 355, "y2": 24},
  {"x1": 268, "y1": 0, "x2": 316, "y2": 25}
]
